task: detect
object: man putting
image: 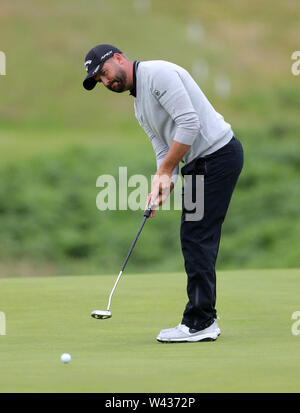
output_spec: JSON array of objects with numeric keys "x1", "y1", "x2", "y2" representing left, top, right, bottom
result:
[{"x1": 83, "y1": 44, "x2": 244, "y2": 343}]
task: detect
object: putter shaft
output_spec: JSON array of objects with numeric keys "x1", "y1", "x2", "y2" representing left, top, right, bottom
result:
[{"x1": 105, "y1": 206, "x2": 152, "y2": 311}]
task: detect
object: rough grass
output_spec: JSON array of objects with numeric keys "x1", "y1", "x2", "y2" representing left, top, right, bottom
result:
[{"x1": 1, "y1": 0, "x2": 299, "y2": 130}]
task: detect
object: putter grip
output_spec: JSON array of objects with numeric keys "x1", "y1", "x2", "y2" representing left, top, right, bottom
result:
[{"x1": 144, "y1": 205, "x2": 152, "y2": 218}]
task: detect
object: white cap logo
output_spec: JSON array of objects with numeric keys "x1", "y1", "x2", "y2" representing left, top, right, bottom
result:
[
  {"x1": 93, "y1": 64, "x2": 100, "y2": 75},
  {"x1": 84, "y1": 59, "x2": 92, "y2": 72},
  {"x1": 101, "y1": 50, "x2": 113, "y2": 60}
]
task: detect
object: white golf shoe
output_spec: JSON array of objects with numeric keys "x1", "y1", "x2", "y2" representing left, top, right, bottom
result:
[{"x1": 156, "y1": 320, "x2": 221, "y2": 343}]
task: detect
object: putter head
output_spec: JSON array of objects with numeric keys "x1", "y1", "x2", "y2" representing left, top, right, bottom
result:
[{"x1": 91, "y1": 310, "x2": 112, "y2": 320}]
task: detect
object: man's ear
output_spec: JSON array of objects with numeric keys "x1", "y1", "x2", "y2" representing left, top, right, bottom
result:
[{"x1": 113, "y1": 53, "x2": 124, "y2": 65}]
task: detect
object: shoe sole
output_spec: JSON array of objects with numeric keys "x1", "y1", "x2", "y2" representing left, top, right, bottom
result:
[{"x1": 157, "y1": 331, "x2": 221, "y2": 343}]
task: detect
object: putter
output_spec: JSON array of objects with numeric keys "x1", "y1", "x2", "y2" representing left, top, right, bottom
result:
[{"x1": 91, "y1": 203, "x2": 153, "y2": 320}]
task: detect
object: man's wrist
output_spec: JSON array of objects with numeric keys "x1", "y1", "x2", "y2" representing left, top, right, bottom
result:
[{"x1": 157, "y1": 164, "x2": 175, "y2": 176}]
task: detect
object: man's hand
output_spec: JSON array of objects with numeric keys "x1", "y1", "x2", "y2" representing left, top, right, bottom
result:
[
  {"x1": 146, "y1": 140, "x2": 191, "y2": 218},
  {"x1": 145, "y1": 179, "x2": 174, "y2": 218},
  {"x1": 150, "y1": 171, "x2": 173, "y2": 208}
]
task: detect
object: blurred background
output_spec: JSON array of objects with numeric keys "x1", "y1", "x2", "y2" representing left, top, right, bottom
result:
[{"x1": 0, "y1": 0, "x2": 299, "y2": 277}]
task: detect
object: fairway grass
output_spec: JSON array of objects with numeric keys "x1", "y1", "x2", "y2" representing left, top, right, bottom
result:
[{"x1": 0, "y1": 269, "x2": 299, "y2": 393}]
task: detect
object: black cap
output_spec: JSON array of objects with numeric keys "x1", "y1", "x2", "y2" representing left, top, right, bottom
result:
[{"x1": 83, "y1": 44, "x2": 122, "y2": 90}]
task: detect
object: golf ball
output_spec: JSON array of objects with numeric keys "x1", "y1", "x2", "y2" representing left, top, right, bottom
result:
[{"x1": 60, "y1": 353, "x2": 71, "y2": 364}]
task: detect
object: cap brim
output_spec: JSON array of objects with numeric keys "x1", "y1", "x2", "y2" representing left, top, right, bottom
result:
[
  {"x1": 83, "y1": 64, "x2": 103, "y2": 90},
  {"x1": 83, "y1": 76, "x2": 97, "y2": 90}
]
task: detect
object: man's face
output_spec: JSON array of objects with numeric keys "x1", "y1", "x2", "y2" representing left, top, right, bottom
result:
[{"x1": 94, "y1": 57, "x2": 128, "y2": 93}]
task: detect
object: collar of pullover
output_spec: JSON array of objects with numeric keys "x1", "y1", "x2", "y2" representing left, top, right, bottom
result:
[{"x1": 129, "y1": 61, "x2": 140, "y2": 98}]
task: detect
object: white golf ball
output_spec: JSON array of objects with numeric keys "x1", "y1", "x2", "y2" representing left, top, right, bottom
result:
[{"x1": 60, "y1": 353, "x2": 71, "y2": 364}]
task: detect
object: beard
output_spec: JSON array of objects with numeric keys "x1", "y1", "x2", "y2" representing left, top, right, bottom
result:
[{"x1": 107, "y1": 68, "x2": 127, "y2": 93}]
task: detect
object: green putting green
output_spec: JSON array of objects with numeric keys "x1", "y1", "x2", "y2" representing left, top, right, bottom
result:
[{"x1": 0, "y1": 269, "x2": 299, "y2": 392}]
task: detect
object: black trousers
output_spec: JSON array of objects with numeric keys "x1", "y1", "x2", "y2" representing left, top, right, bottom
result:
[{"x1": 180, "y1": 136, "x2": 244, "y2": 330}]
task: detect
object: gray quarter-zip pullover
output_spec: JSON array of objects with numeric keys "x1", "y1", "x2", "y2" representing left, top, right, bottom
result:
[{"x1": 133, "y1": 60, "x2": 234, "y2": 181}]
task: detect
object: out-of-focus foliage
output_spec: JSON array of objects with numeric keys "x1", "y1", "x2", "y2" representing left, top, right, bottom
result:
[{"x1": 0, "y1": 0, "x2": 299, "y2": 276}]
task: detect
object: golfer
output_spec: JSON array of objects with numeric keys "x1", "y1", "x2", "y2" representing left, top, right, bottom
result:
[{"x1": 83, "y1": 44, "x2": 244, "y2": 342}]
